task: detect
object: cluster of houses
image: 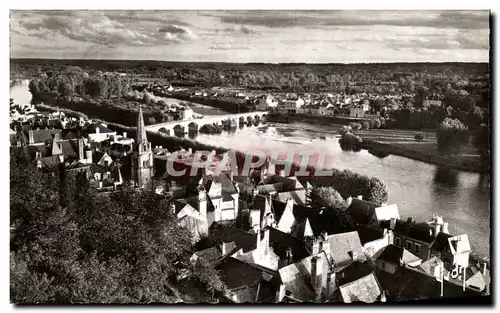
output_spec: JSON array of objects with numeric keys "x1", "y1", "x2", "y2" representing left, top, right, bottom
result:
[
  {"x1": 10, "y1": 98, "x2": 487, "y2": 303},
  {"x1": 142, "y1": 82, "x2": 445, "y2": 119}
]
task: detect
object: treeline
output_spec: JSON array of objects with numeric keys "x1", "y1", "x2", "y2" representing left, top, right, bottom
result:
[
  {"x1": 10, "y1": 154, "x2": 225, "y2": 304},
  {"x1": 13, "y1": 59, "x2": 489, "y2": 96}
]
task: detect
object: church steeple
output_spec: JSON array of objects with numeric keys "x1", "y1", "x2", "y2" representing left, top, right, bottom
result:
[
  {"x1": 137, "y1": 105, "x2": 148, "y2": 149},
  {"x1": 132, "y1": 105, "x2": 154, "y2": 191}
]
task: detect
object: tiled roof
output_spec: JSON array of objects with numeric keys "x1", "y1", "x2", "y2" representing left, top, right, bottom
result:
[
  {"x1": 327, "y1": 231, "x2": 366, "y2": 265},
  {"x1": 339, "y1": 273, "x2": 382, "y2": 303}
]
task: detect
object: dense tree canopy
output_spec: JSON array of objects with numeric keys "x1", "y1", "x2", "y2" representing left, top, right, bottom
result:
[{"x1": 10, "y1": 154, "x2": 225, "y2": 304}]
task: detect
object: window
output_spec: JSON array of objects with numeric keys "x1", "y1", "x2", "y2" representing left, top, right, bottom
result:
[
  {"x1": 415, "y1": 243, "x2": 421, "y2": 254},
  {"x1": 395, "y1": 237, "x2": 401, "y2": 247},
  {"x1": 406, "y1": 241, "x2": 413, "y2": 252}
]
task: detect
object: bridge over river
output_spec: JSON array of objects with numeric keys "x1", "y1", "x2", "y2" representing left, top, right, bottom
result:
[{"x1": 145, "y1": 111, "x2": 268, "y2": 135}]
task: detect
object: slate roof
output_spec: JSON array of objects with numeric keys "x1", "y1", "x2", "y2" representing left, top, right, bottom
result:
[
  {"x1": 380, "y1": 219, "x2": 435, "y2": 244},
  {"x1": 25, "y1": 128, "x2": 62, "y2": 144},
  {"x1": 339, "y1": 273, "x2": 382, "y2": 303},
  {"x1": 209, "y1": 222, "x2": 256, "y2": 253},
  {"x1": 22, "y1": 144, "x2": 51, "y2": 161},
  {"x1": 431, "y1": 232, "x2": 453, "y2": 253},
  {"x1": 374, "y1": 204, "x2": 400, "y2": 222},
  {"x1": 336, "y1": 261, "x2": 374, "y2": 286},
  {"x1": 278, "y1": 255, "x2": 319, "y2": 301},
  {"x1": 269, "y1": 228, "x2": 310, "y2": 264},
  {"x1": 327, "y1": 231, "x2": 366, "y2": 265},
  {"x1": 86, "y1": 123, "x2": 115, "y2": 134},
  {"x1": 376, "y1": 245, "x2": 421, "y2": 266},
  {"x1": 216, "y1": 257, "x2": 278, "y2": 298},
  {"x1": 357, "y1": 225, "x2": 383, "y2": 245}
]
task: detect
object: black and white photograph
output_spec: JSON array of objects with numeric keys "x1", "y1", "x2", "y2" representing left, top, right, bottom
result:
[{"x1": 8, "y1": 7, "x2": 492, "y2": 305}]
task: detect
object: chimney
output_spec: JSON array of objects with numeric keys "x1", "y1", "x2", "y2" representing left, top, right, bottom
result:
[
  {"x1": 256, "y1": 228, "x2": 261, "y2": 252},
  {"x1": 188, "y1": 148, "x2": 193, "y2": 154},
  {"x1": 434, "y1": 224, "x2": 442, "y2": 237},
  {"x1": 221, "y1": 242, "x2": 228, "y2": 255},
  {"x1": 198, "y1": 188, "x2": 207, "y2": 217},
  {"x1": 211, "y1": 150, "x2": 216, "y2": 156},
  {"x1": 85, "y1": 150, "x2": 92, "y2": 163},
  {"x1": 442, "y1": 222, "x2": 450, "y2": 234},
  {"x1": 28, "y1": 129, "x2": 34, "y2": 144},
  {"x1": 78, "y1": 139, "x2": 84, "y2": 161},
  {"x1": 95, "y1": 125, "x2": 100, "y2": 134},
  {"x1": 261, "y1": 228, "x2": 270, "y2": 255},
  {"x1": 123, "y1": 131, "x2": 127, "y2": 138},
  {"x1": 310, "y1": 256, "x2": 323, "y2": 302},
  {"x1": 275, "y1": 284, "x2": 286, "y2": 303},
  {"x1": 356, "y1": 195, "x2": 363, "y2": 200},
  {"x1": 98, "y1": 181, "x2": 103, "y2": 189},
  {"x1": 390, "y1": 218, "x2": 397, "y2": 230},
  {"x1": 285, "y1": 247, "x2": 293, "y2": 266}
]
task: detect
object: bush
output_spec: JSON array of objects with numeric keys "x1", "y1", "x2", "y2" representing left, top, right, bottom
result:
[
  {"x1": 339, "y1": 125, "x2": 352, "y2": 136},
  {"x1": 371, "y1": 117, "x2": 382, "y2": 129},
  {"x1": 362, "y1": 121, "x2": 371, "y2": 130},
  {"x1": 414, "y1": 133, "x2": 426, "y2": 141},
  {"x1": 341, "y1": 132, "x2": 363, "y2": 145},
  {"x1": 436, "y1": 118, "x2": 469, "y2": 154},
  {"x1": 349, "y1": 122, "x2": 362, "y2": 131}
]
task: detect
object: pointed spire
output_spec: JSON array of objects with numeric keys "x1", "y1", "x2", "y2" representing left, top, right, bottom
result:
[{"x1": 137, "y1": 105, "x2": 147, "y2": 147}]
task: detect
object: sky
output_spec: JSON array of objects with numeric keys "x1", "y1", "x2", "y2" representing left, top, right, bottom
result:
[{"x1": 10, "y1": 10, "x2": 490, "y2": 63}]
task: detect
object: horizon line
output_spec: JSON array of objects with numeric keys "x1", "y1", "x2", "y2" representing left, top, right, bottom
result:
[{"x1": 10, "y1": 57, "x2": 490, "y2": 65}]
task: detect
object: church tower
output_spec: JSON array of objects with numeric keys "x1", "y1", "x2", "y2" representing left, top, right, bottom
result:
[{"x1": 132, "y1": 105, "x2": 154, "y2": 191}]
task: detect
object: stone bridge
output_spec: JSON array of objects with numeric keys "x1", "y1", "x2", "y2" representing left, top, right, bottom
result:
[{"x1": 145, "y1": 111, "x2": 268, "y2": 135}]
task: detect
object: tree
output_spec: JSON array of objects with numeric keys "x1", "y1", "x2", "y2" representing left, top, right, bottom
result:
[
  {"x1": 307, "y1": 186, "x2": 348, "y2": 209},
  {"x1": 436, "y1": 118, "x2": 469, "y2": 155}
]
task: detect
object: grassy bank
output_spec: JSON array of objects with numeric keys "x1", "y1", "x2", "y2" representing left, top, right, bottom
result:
[
  {"x1": 355, "y1": 128, "x2": 488, "y2": 173},
  {"x1": 268, "y1": 112, "x2": 369, "y2": 126}
]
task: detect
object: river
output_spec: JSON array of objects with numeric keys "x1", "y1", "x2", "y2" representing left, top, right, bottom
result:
[{"x1": 10, "y1": 83, "x2": 490, "y2": 258}]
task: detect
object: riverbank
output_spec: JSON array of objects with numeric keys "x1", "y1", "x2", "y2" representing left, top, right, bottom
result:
[
  {"x1": 270, "y1": 111, "x2": 487, "y2": 173},
  {"x1": 353, "y1": 128, "x2": 489, "y2": 174},
  {"x1": 267, "y1": 112, "x2": 369, "y2": 126},
  {"x1": 159, "y1": 92, "x2": 252, "y2": 114}
]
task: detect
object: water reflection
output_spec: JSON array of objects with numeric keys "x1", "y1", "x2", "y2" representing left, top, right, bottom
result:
[{"x1": 433, "y1": 166, "x2": 459, "y2": 187}]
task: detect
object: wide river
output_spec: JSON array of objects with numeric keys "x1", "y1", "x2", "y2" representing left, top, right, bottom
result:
[{"x1": 11, "y1": 82, "x2": 491, "y2": 258}]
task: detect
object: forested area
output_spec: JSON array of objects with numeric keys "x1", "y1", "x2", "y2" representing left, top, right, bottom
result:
[
  {"x1": 10, "y1": 153, "x2": 225, "y2": 304},
  {"x1": 12, "y1": 59, "x2": 490, "y2": 96}
]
